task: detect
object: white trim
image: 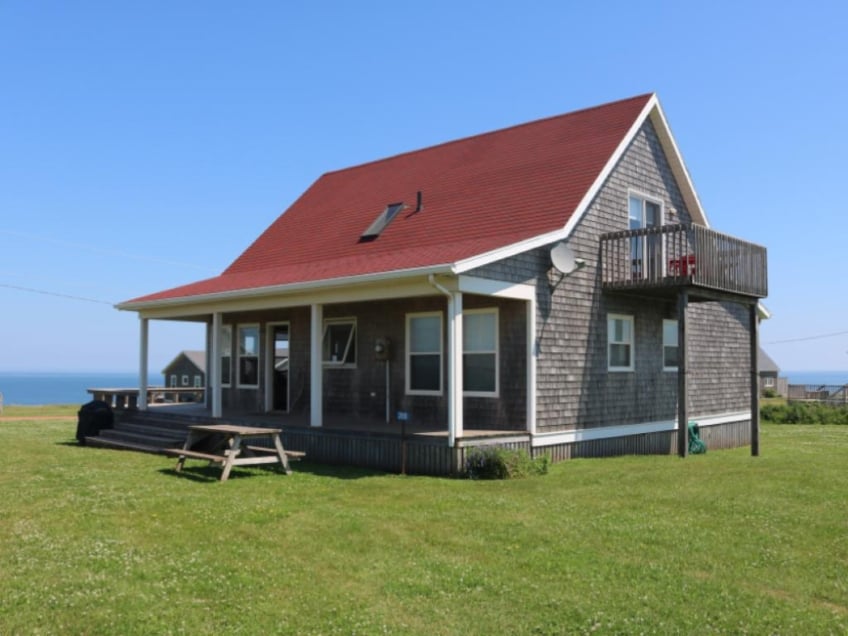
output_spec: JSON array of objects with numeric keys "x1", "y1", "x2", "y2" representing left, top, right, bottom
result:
[
  {"x1": 607, "y1": 314, "x2": 635, "y2": 372},
  {"x1": 118, "y1": 264, "x2": 453, "y2": 314},
  {"x1": 453, "y1": 228, "x2": 568, "y2": 274},
  {"x1": 138, "y1": 317, "x2": 149, "y2": 411},
  {"x1": 531, "y1": 411, "x2": 752, "y2": 448},
  {"x1": 211, "y1": 313, "x2": 222, "y2": 418},
  {"x1": 457, "y1": 275, "x2": 535, "y2": 300},
  {"x1": 310, "y1": 304, "x2": 323, "y2": 427},
  {"x1": 462, "y1": 307, "x2": 499, "y2": 398},
  {"x1": 236, "y1": 323, "x2": 260, "y2": 389},
  {"x1": 405, "y1": 311, "x2": 444, "y2": 396},
  {"x1": 526, "y1": 296, "x2": 537, "y2": 435}
]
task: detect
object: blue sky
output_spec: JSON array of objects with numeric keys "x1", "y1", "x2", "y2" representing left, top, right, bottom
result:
[{"x1": 1, "y1": 1, "x2": 846, "y2": 374}]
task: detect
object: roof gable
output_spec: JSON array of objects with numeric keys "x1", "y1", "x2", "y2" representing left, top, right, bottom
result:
[{"x1": 122, "y1": 93, "x2": 704, "y2": 308}]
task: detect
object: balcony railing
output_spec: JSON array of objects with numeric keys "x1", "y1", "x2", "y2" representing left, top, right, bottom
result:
[{"x1": 600, "y1": 224, "x2": 768, "y2": 299}]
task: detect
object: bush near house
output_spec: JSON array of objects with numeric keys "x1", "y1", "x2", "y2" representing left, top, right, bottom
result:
[
  {"x1": 761, "y1": 402, "x2": 848, "y2": 425},
  {"x1": 465, "y1": 446, "x2": 550, "y2": 479}
]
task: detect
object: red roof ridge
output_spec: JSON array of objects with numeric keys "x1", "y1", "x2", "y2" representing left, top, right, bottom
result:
[{"x1": 321, "y1": 92, "x2": 656, "y2": 180}]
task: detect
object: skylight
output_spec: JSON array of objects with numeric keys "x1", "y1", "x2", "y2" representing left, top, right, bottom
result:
[{"x1": 360, "y1": 202, "x2": 404, "y2": 241}]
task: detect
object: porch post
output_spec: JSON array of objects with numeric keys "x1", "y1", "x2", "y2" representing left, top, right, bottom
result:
[
  {"x1": 750, "y1": 304, "x2": 760, "y2": 456},
  {"x1": 677, "y1": 290, "x2": 688, "y2": 457},
  {"x1": 526, "y1": 296, "x2": 537, "y2": 435},
  {"x1": 211, "y1": 312, "x2": 223, "y2": 418},
  {"x1": 310, "y1": 303, "x2": 323, "y2": 427},
  {"x1": 447, "y1": 292, "x2": 464, "y2": 447},
  {"x1": 139, "y1": 317, "x2": 149, "y2": 411}
]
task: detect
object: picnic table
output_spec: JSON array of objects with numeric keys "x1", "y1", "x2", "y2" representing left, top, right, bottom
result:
[{"x1": 165, "y1": 423, "x2": 304, "y2": 481}]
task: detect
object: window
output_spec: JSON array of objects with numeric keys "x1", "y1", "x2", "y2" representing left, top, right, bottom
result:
[
  {"x1": 608, "y1": 314, "x2": 634, "y2": 371},
  {"x1": 463, "y1": 309, "x2": 498, "y2": 396},
  {"x1": 764, "y1": 377, "x2": 775, "y2": 388},
  {"x1": 323, "y1": 318, "x2": 356, "y2": 366},
  {"x1": 220, "y1": 325, "x2": 232, "y2": 387},
  {"x1": 194, "y1": 375, "x2": 202, "y2": 388},
  {"x1": 169, "y1": 374, "x2": 177, "y2": 388},
  {"x1": 407, "y1": 312, "x2": 442, "y2": 394},
  {"x1": 181, "y1": 374, "x2": 189, "y2": 387},
  {"x1": 238, "y1": 324, "x2": 260, "y2": 387},
  {"x1": 629, "y1": 192, "x2": 663, "y2": 277},
  {"x1": 663, "y1": 319, "x2": 678, "y2": 370}
]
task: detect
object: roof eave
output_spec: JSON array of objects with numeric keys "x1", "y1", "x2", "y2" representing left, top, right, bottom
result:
[{"x1": 116, "y1": 262, "x2": 455, "y2": 313}]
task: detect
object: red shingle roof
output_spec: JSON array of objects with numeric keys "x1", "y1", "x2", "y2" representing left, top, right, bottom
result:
[{"x1": 124, "y1": 93, "x2": 653, "y2": 306}]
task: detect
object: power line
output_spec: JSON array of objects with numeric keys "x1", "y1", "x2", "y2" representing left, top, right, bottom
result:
[
  {"x1": 0, "y1": 229, "x2": 216, "y2": 272},
  {"x1": 766, "y1": 330, "x2": 848, "y2": 345},
  {"x1": 0, "y1": 283, "x2": 114, "y2": 305}
]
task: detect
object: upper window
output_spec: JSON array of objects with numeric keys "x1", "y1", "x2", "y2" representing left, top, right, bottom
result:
[
  {"x1": 407, "y1": 312, "x2": 442, "y2": 395},
  {"x1": 181, "y1": 374, "x2": 189, "y2": 387},
  {"x1": 608, "y1": 314, "x2": 634, "y2": 372},
  {"x1": 194, "y1": 375, "x2": 202, "y2": 388},
  {"x1": 663, "y1": 319, "x2": 678, "y2": 371},
  {"x1": 238, "y1": 324, "x2": 260, "y2": 387},
  {"x1": 629, "y1": 192, "x2": 663, "y2": 277},
  {"x1": 169, "y1": 374, "x2": 177, "y2": 388},
  {"x1": 463, "y1": 309, "x2": 498, "y2": 396},
  {"x1": 323, "y1": 318, "x2": 356, "y2": 367}
]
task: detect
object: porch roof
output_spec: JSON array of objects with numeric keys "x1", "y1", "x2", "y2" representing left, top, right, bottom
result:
[{"x1": 119, "y1": 93, "x2": 706, "y2": 312}]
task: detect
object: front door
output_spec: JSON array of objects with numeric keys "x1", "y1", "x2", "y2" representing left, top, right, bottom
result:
[{"x1": 269, "y1": 323, "x2": 290, "y2": 412}]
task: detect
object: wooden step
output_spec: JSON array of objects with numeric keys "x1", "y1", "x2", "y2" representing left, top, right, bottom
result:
[{"x1": 84, "y1": 436, "x2": 166, "y2": 454}]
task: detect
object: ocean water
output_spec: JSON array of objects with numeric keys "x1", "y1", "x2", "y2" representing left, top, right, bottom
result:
[
  {"x1": 0, "y1": 372, "x2": 163, "y2": 406},
  {"x1": 784, "y1": 371, "x2": 848, "y2": 386}
]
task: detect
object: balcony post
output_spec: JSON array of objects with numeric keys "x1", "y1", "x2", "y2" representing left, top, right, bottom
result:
[
  {"x1": 677, "y1": 290, "x2": 688, "y2": 458},
  {"x1": 750, "y1": 304, "x2": 760, "y2": 456}
]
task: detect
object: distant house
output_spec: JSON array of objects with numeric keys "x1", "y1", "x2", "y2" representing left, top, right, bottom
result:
[
  {"x1": 118, "y1": 93, "x2": 768, "y2": 473},
  {"x1": 162, "y1": 350, "x2": 206, "y2": 390},
  {"x1": 758, "y1": 348, "x2": 787, "y2": 397}
]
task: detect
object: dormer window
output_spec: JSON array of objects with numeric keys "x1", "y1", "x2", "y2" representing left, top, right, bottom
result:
[{"x1": 360, "y1": 202, "x2": 404, "y2": 241}]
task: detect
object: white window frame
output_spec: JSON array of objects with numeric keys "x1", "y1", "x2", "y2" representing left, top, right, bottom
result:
[
  {"x1": 608, "y1": 314, "x2": 635, "y2": 372},
  {"x1": 322, "y1": 317, "x2": 357, "y2": 368},
  {"x1": 764, "y1": 377, "x2": 775, "y2": 388},
  {"x1": 220, "y1": 324, "x2": 233, "y2": 388},
  {"x1": 463, "y1": 308, "x2": 499, "y2": 398},
  {"x1": 169, "y1": 374, "x2": 177, "y2": 388},
  {"x1": 194, "y1": 375, "x2": 202, "y2": 388},
  {"x1": 406, "y1": 311, "x2": 443, "y2": 396},
  {"x1": 663, "y1": 319, "x2": 678, "y2": 371},
  {"x1": 181, "y1": 374, "x2": 189, "y2": 387},
  {"x1": 237, "y1": 323, "x2": 260, "y2": 389}
]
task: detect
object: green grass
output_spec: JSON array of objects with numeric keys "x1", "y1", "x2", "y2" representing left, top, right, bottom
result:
[
  {"x1": 1, "y1": 419, "x2": 846, "y2": 634},
  {"x1": 0, "y1": 404, "x2": 78, "y2": 419}
]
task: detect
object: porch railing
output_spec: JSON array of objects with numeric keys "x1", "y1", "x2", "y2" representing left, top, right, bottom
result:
[{"x1": 600, "y1": 224, "x2": 768, "y2": 298}]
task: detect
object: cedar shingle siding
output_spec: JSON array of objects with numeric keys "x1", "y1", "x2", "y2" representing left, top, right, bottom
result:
[{"x1": 469, "y1": 120, "x2": 752, "y2": 432}]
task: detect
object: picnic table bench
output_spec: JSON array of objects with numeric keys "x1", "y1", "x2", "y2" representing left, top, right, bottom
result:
[{"x1": 165, "y1": 423, "x2": 303, "y2": 481}]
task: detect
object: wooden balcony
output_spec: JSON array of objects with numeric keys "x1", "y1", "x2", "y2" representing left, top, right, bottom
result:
[{"x1": 600, "y1": 224, "x2": 768, "y2": 301}]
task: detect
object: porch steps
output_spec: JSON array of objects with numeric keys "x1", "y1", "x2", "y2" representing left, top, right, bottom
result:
[{"x1": 85, "y1": 413, "x2": 190, "y2": 454}]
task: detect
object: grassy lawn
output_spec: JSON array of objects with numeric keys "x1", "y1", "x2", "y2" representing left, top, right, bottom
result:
[{"x1": 1, "y1": 414, "x2": 846, "y2": 634}]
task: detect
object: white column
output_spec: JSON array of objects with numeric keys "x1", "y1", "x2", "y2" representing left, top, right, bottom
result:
[
  {"x1": 447, "y1": 292, "x2": 463, "y2": 446},
  {"x1": 310, "y1": 303, "x2": 323, "y2": 427},
  {"x1": 526, "y1": 296, "x2": 537, "y2": 435},
  {"x1": 139, "y1": 317, "x2": 149, "y2": 411},
  {"x1": 211, "y1": 312, "x2": 223, "y2": 418}
]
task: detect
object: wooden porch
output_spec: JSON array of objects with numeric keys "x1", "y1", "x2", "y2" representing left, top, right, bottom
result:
[{"x1": 89, "y1": 402, "x2": 530, "y2": 476}]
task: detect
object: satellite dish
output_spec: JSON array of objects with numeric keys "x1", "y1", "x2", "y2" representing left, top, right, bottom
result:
[{"x1": 550, "y1": 242, "x2": 577, "y2": 274}]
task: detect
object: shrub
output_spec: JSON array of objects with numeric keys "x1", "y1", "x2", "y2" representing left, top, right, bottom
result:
[
  {"x1": 465, "y1": 447, "x2": 549, "y2": 479},
  {"x1": 761, "y1": 402, "x2": 848, "y2": 425},
  {"x1": 762, "y1": 388, "x2": 778, "y2": 399}
]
